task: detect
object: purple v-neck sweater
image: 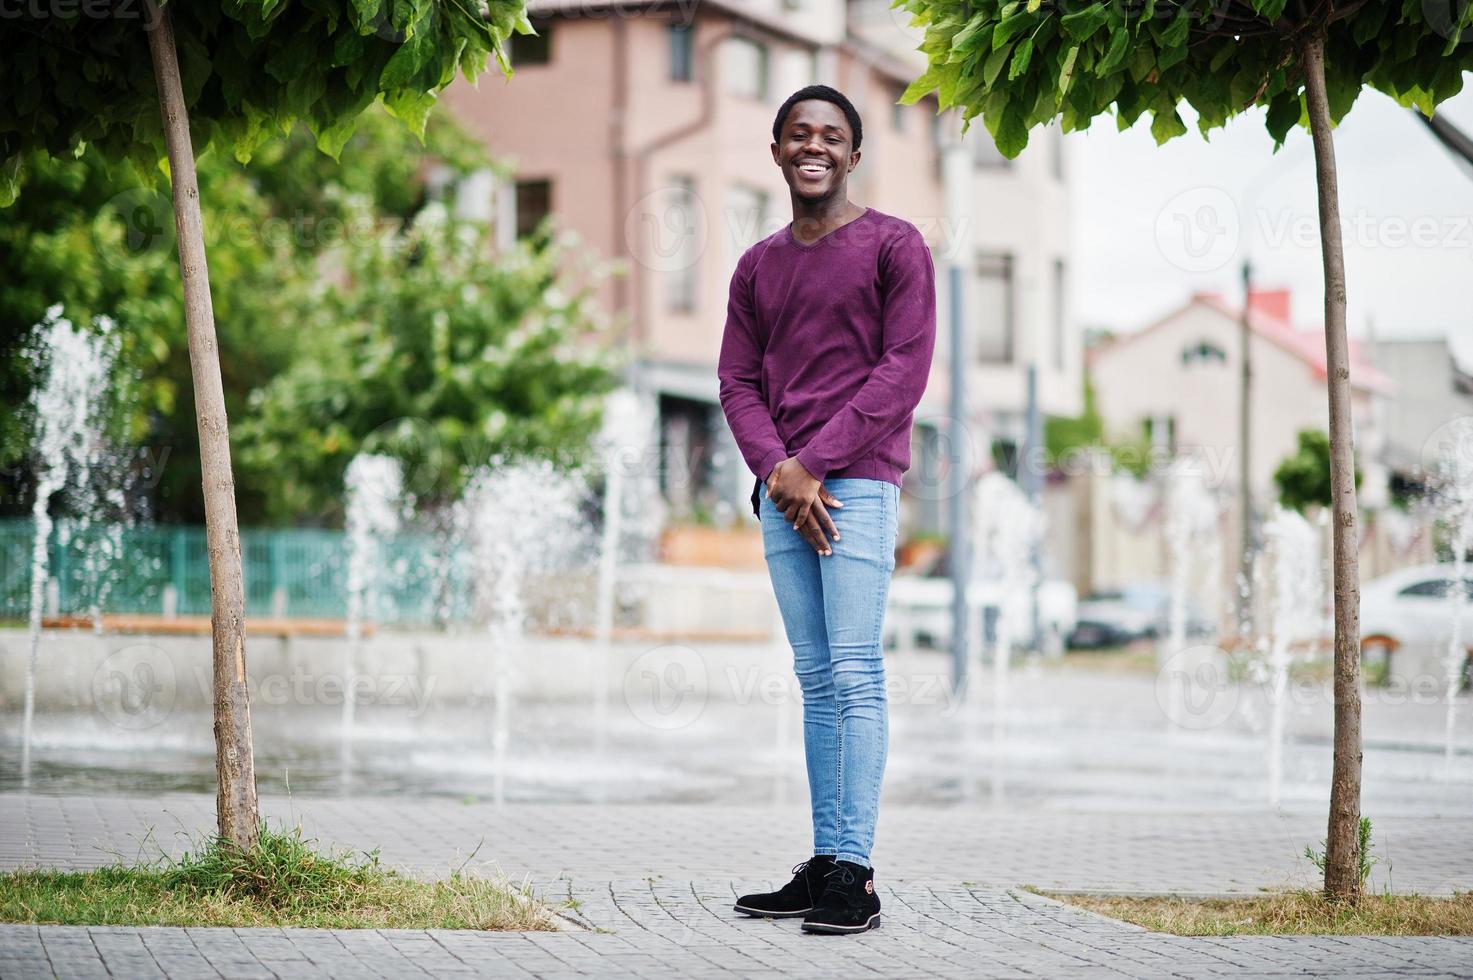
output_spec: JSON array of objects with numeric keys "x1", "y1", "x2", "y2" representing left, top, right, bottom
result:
[{"x1": 717, "y1": 206, "x2": 937, "y2": 490}]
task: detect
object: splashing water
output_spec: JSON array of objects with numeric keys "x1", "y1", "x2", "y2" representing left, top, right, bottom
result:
[
  {"x1": 21, "y1": 305, "x2": 118, "y2": 784},
  {"x1": 590, "y1": 390, "x2": 663, "y2": 799},
  {"x1": 462, "y1": 457, "x2": 592, "y2": 803},
  {"x1": 1255, "y1": 505, "x2": 1325, "y2": 805},
  {"x1": 1160, "y1": 462, "x2": 1223, "y2": 733},
  {"x1": 341, "y1": 454, "x2": 404, "y2": 766},
  {"x1": 1426, "y1": 419, "x2": 1473, "y2": 779},
  {"x1": 1163, "y1": 463, "x2": 1220, "y2": 657},
  {"x1": 971, "y1": 472, "x2": 1044, "y2": 738}
]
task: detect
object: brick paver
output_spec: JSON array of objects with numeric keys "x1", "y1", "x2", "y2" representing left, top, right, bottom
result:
[{"x1": 1, "y1": 794, "x2": 1471, "y2": 978}]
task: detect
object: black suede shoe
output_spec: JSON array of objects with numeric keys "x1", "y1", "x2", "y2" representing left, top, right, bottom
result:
[
  {"x1": 733, "y1": 855, "x2": 836, "y2": 918},
  {"x1": 801, "y1": 859, "x2": 881, "y2": 934}
]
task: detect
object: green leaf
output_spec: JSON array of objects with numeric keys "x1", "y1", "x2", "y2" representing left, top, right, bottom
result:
[
  {"x1": 350, "y1": 0, "x2": 383, "y2": 34},
  {"x1": 312, "y1": 115, "x2": 361, "y2": 161},
  {"x1": 1060, "y1": 3, "x2": 1109, "y2": 41},
  {"x1": 1096, "y1": 25, "x2": 1130, "y2": 74},
  {"x1": 983, "y1": 41, "x2": 1016, "y2": 89},
  {"x1": 992, "y1": 8, "x2": 1034, "y2": 50},
  {"x1": 951, "y1": 13, "x2": 989, "y2": 51},
  {"x1": 1128, "y1": 44, "x2": 1155, "y2": 83},
  {"x1": 994, "y1": 103, "x2": 1029, "y2": 157},
  {"x1": 382, "y1": 87, "x2": 436, "y2": 141},
  {"x1": 1149, "y1": 105, "x2": 1186, "y2": 143},
  {"x1": 0, "y1": 153, "x2": 22, "y2": 207},
  {"x1": 380, "y1": 29, "x2": 434, "y2": 91},
  {"x1": 1265, "y1": 90, "x2": 1303, "y2": 144},
  {"x1": 1058, "y1": 45, "x2": 1079, "y2": 98},
  {"x1": 1009, "y1": 36, "x2": 1035, "y2": 80},
  {"x1": 899, "y1": 67, "x2": 940, "y2": 105}
]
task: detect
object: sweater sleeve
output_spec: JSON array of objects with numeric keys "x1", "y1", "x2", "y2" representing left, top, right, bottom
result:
[
  {"x1": 717, "y1": 249, "x2": 790, "y2": 482},
  {"x1": 795, "y1": 229, "x2": 937, "y2": 482}
]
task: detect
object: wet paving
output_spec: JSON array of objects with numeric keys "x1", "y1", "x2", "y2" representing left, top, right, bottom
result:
[{"x1": 4, "y1": 641, "x2": 1470, "y2": 818}]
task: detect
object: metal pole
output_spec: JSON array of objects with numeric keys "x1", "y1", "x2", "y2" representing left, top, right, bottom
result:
[
  {"x1": 1238, "y1": 259, "x2": 1254, "y2": 638},
  {"x1": 1023, "y1": 362, "x2": 1043, "y2": 652},
  {"x1": 948, "y1": 263, "x2": 970, "y2": 694}
]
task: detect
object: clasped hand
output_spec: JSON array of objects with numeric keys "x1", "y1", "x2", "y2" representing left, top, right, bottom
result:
[{"x1": 766, "y1": 457, "x2": 843, "y2": 556}]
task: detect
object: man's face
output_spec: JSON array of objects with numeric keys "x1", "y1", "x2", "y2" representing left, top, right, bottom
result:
[{"x1": 771, "y1": 99, "x2": 859, "y2": 202}]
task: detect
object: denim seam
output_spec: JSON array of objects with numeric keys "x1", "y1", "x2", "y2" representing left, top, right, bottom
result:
[
  {"x1": 855, "y1": 483, "x2": 897, "y2": 866},
  {"x1": 833, "y1": 697, "x2": 844, "y2": 858}
]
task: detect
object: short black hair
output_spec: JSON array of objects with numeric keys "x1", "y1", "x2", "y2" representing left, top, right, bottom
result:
[{"x1": 772, "y1": 84, "x2": 863, "y2": 152}]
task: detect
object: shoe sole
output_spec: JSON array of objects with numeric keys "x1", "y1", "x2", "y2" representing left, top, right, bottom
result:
[
  {"x1": 801, "y1": 912, "x2": 881, "y2": 934},
  {"x1": 732, "y1": 903, "x2": 813, "y2": 918}
]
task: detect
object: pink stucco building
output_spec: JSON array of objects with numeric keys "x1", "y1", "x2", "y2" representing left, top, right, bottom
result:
[{"x1": 443, "y1": 0, "x2": 1079, "y2": 528}]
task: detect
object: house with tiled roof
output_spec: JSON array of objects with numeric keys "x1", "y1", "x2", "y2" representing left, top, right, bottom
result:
[{"x1": 1087, "y1": 287, "x2": 1392, "y2": 507}]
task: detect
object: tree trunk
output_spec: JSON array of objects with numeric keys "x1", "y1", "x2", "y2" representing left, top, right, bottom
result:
[
  {"x1": 1299, "y1": 28, "x2": 1363, "y2": 903},
  {"x1": 145, "y1": 1, "x2": 260, "y2": 853}
]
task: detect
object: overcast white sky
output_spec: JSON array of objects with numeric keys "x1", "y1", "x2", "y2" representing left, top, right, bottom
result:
[{"x1": 1070, "y1": 77, "x2": 1473, "y2": 367}]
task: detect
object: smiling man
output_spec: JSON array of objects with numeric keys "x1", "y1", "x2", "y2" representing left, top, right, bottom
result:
[{"x1": 717, "y1": 85, "x2": 937, "y2": 935}]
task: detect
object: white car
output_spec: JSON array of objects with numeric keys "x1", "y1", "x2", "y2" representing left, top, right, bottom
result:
[
  {"x1": 1359, "y1": 563, "x2": 1473, "y2": 685},
  {"x1": 884, "y1": 574, "x2": 1078, "y2": 656}
]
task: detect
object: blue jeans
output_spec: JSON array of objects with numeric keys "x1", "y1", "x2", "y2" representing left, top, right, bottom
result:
[{"x1": 759, "y1": 477, "x2": 898, "y2": 868}]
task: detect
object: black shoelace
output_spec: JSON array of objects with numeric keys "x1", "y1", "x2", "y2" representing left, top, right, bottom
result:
[{"x1": 820, "y1": 862, "x2": 859, "y2": 899}]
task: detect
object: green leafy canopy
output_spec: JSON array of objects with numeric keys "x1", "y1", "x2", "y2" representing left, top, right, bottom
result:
[
  {"x1": 0, "y1": 0, "x2": 535, "y2": 205},
  {"x1": 894, "y1": 0, "x2": 1473, "y2": 157}
]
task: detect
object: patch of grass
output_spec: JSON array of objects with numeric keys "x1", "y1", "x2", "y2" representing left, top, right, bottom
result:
[
  {"x1": 1302, "y1": 815, "x2": 1381, "y2": 891},
  {"x1": 1030, "y1": 887, "x2": 1473, "y2": 936},
  {"x1": 1052, "y1": 643, "x2": 1158, "y2": 673},
  {"x1": 1030, "y1": 816, "x2": 1472, "y2": 936},
  {"x1": 0, "y1": 820, "x2": 558, "y2": 930}
]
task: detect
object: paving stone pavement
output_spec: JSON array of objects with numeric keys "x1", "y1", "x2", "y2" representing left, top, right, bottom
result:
[{"x1": 1, "y1": 794, "x2": 1471, "y2": 978}]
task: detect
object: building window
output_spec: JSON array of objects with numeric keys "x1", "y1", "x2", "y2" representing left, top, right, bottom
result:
[
  {"x1": 1142, "y1": 415, "x2": 1177, "y2": 454},
  {"x1": 725, "y1": 184, "x2": 769, "y2": 258},
  {"x1": 666, "y1": 176, "x2": 700, "y2": 312},
  {"x1": 891, "y1": 87, "x2": 907, "y2": 132},
  {"x1": 515, "y1": 178, "x2": 552, "y2": 238},
  {"x1": 512, "y1": 21, "x2": 552, "y2": 66},
  {"x1": 659, "y1": 394, "x2": 717, "y2": 517},
  {"x1": 1050, "y1": 123, "x2": 1065, "y2": 180},
  {"x1": 723, "y1": 36, "x2": 769, "y2": 101},
  {"x1": 1181, "y1": 340, "x2": 1228, "y2": 366},
  {"x1": 669, "y1": 22, "x2": 694, "y2": 82},
  {"x1": 975, "y1": 252, "x2": 1014, "y2": 364}
]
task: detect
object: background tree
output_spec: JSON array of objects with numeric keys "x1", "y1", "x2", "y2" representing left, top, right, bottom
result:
[
  {"x1": 1, "y1": 104, "x2": 494, "y2": 524},
  {"x1": 1274, "y1": 428, "x2": 1362, "y2": 514},
  {"x1": 1043, "y1": 377, "x2": 1155, "y2": 478},
  {"x1": 2, "y1": 0, "x2": 532, "y2": 852},
  {"x1": 895, "y1": 0, "x2": 1473, "y2": 900},
  {"x1": 236, "y1": 211, "x2": 622, "y2": 524}
]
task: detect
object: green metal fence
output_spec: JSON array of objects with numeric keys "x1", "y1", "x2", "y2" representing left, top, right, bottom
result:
[{"x1": 0, "y1": 518, "x2": 470, "y2": 625}]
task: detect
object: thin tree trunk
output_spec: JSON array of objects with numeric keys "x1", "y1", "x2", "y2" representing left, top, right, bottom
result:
[
  {"x1": 1299, "y1": 28, "x2": 1363, "y2": 903},
  {"x1": 145, "y1": 0, "x2": 260, "y2": 852}
]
